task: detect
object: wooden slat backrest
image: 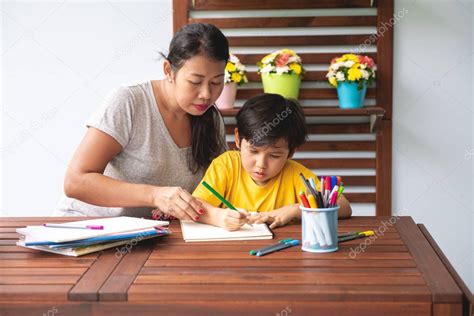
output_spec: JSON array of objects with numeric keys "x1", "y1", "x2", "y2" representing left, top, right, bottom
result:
[{"x1": 173, "y1": 0, "x2": 393, "y2": 216}]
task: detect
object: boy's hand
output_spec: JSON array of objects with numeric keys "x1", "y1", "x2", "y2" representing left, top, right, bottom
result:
[
  {"x1": 220, "y1": 208, "x2": 250, "y2": 231},
  {"x1": 248, "y1": 208, "x2": 296, "y2": 229}
]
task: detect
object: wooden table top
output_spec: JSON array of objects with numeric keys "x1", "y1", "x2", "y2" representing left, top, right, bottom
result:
[{"x1": 0, "y1": 216, "x2": 467, "y2": 316}]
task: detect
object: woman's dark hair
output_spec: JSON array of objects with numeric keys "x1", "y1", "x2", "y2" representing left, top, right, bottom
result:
[
  {"x1": 162, "y1": 23, "x2": 229, "y2": 174},
  {"x1": 236, "y1": 93, "x2": 308, "y2": 156}
]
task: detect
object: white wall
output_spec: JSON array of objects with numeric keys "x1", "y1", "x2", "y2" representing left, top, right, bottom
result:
[
  {"x1": 1, "y1": 0, "x2": 173, "y2": 216},
  {"x1": 393, "y1": 0, "x2": 473, "y2": 291},
  {"x1": 1, "y1": 0, "x2": 473, "y2": 292}
]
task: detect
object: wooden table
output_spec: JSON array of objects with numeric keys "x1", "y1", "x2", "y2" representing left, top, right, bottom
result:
[{"x1": 0, "y1": 216, "x2": 470, "y2": 315}]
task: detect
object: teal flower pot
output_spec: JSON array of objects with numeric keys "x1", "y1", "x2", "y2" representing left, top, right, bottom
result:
[{"x1": 336, "y1": 81, "x2": 367, "y2": 109}]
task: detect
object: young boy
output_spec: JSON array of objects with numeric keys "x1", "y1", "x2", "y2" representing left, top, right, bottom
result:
[{"x1": 193, "y1": 93, "x2": 352, "y2": 231}]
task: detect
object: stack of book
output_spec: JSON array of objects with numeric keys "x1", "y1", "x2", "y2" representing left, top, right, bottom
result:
[{"x1": 16, "y1": 216, "x2": 170, "y2": 256}]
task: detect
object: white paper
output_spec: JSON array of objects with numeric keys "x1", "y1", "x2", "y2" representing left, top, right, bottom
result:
[{"x1": 180, "y1": 220, "x2": 273, "y2": 242}]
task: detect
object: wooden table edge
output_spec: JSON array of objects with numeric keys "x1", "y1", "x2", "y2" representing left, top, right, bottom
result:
[{"x1": 418, "y1": 223, "x2": 473, "y2": 316}]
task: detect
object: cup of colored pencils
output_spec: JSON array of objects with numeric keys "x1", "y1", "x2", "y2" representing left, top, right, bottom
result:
[{"x1": 299, "y1": 174, "x2": 343, "y2": 253}]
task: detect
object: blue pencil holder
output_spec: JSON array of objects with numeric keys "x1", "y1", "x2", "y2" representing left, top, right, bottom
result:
[
  {"x1": 336, "y1": 81, "x2": 367, "y2": 109},
  {"x1": 301, "y1": 205, "x2": 339, "y2": 253}
]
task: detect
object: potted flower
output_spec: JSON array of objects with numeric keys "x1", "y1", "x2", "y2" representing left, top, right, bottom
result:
[
  {"x1": 326, "y1": 54, "x2": 376, "y2": 109},
  {"x1": 215, "y1": 53, "x2": 248, "y2": 109},
  {"x1": 257, "y1": 49, "x2": 304, "y2": 99}
]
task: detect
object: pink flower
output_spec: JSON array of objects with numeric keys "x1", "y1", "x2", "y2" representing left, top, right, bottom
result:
[
  {"x1": 275, "y1": 53, "x2": 290, "y2": 67},
  {"x1": 330, "y1": 57, "x2": 338, "y2": 64},
  {"x1": 359, "y1": 55, "x2": 375, "y2": 68}
]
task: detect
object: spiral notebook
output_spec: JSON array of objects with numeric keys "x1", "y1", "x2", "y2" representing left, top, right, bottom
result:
[{"x1": 180, "y1": 220, "x2": 273, "y2": 242}]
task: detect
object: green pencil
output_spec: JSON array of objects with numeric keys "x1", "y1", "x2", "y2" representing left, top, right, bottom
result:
[{"x1": 202, "y1": 181, "x2": 237, "y2": 210}]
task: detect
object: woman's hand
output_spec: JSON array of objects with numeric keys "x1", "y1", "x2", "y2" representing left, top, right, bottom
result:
[
  {"x1": 220, "y1": 208, "x2": 250, "y2": 231},
  {"x1": 152, "y1": 186, "x2": 204, "y2": 221}
]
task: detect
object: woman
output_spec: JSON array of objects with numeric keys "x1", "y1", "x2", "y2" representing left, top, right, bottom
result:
[{"x1": 54, "y1": 23, "x2": 228, "y2": 221}]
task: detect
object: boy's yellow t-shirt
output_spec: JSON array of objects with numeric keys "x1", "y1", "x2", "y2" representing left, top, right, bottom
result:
[{"x1": 192, "y1": 151, "x2": 320, "y2": 212}]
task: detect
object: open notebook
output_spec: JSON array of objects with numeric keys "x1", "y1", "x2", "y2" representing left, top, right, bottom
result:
[{"x1": 180, "y1": 220, "x2": 273, "y2": 242}]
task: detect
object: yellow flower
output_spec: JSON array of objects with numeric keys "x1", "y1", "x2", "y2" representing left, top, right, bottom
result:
[
  {"x1": 231, "y1": 72, "x2": 242, "y2": 83},
  {"x1": 342, "y1": 54, "x2": 360, "y2": 63},
  {"x1": 348, "y1": 68, "x2": 362, "y2": 81},
  {"x1": 289, "y1": 63, "x2": 302, "y2": 75},
  {"x1": 351, "y1": 63, "x2": 360, "y2": 69},
  {"x1": 329, "y1": 76, "x2": 338, "y2": 87},
  {"x1": 261, "y1": 53, "x2": 275, "y2": 64},
  {"x1": 281, "y1": 49, "x2": 296, "y2": 56},
  {"x1": 226, "y1": 62, "x2": 236, "y2": 72}
]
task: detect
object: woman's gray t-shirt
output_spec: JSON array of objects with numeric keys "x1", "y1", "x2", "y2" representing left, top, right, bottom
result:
[{"x1": 55, "y1": 81, "x2": 223, "y2": 217}]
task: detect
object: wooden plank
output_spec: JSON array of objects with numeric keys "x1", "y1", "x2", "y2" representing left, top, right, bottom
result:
[
  {"x1": 236, "y1": 87, "x2": 375, "y2": 100},
  {"x1": 0, "y1": 284, "x2": 72, "y2": 301},
  {"x1": 395, "y1": 217, "x2": 462, "y2": 304},
  {"x1": 128, "y1": 284, "x2": 430, "y2": 302},
  {"x1": 220, "y1": 106, "x2": 384, "y2": 117},
  {"x1": 141, "y1": 266, "x2": 419, "y2": 275},
  {"x1": 0, "y1": 302, "x2": 92, "y2": 316},
  {"x1": 294, "y1": 158, "x2": 375, "y2": 168},
  {"x1": 0, "y1": 259, "x2": 95, "y2": 268},
  {"x1": 147, "y1": 251, "x2": 411, "y2": 260},
  {"x1": 173, "y1": 0, "x2": 188, "y2": 34},
  {"x1": 69, "y1": 250, "x2": 124, "y2": 301},
  {"x1": 144, "y1": 259, "x2": 415, "y2": 268},
  {"x1": 226, "y1": 140, "x2": 375, "y2": 152},
  {"x1": 375, "y1": 119, "x2": 392, "y2": 216},
  {"x1": 134, "y1": 273, "x2": 424, "y2": 285},
  {"x1": 98, "y1": 242, "x2": 154, "y2": 301},
  {"x1": 246, "y1": 70, "x2": 328, "y2": 82},
  {"x1": 0, "y1": 267, "x2": 87, "y2": 276},
  {"x1": 433, "y1": 303, "x2": 463, "y2": 316},
  {"x1": 0, "y1": 275, "x2": 80, "y2": 285},
  {"x1": 191, "y1": 0, "x2": 375, "y2": 10},
  {"x1": 190, "y1": 16, "x2": 378, "y2": 28},
  {"x1": 376, "y1": 0, "x2": 393, "y2": 119},
  {"x1": 238, "y1": 52, "x2": 377, "y2": 64},
  {"x1": 418, "y1": 224, "x2": 473, "y2": 316},
  {"x1": 0, "y1": 301, "x2": 431, "y2": 316},
  {"x1": 225, "y1": 123, "x2": 372, "y2": 134},
  {"x1": 228, "y1": 34, "x2": 376, "y2": 46}
]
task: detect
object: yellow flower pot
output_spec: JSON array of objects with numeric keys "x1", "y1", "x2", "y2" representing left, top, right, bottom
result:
[{"x1": 261, "y1": 73, "x2": 301, "y2": 99}]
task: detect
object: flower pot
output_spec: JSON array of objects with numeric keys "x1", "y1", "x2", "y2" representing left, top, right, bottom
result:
[
  {"x1": 336, "y1": 81, "x2": 367, "y2": 109},
  {"x1": 261, "y1": 73, "x2": 301, "y2": 99},
  {"x1": 215, "y1": 82, "x2": 237, "y2": 109}
]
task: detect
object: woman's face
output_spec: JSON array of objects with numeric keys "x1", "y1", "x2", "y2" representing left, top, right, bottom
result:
[{"x1": 171, "y1": 53, "x2": 226, "y2": 115}]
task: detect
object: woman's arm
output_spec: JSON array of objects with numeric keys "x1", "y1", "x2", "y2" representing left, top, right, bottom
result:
[{"x1": 64, "y1": 128, "x2": 202, "y2": 220}]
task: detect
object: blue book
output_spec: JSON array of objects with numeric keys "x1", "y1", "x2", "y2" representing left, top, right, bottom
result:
[{"x1": 25, "y1": 228, "x2": 170, "y2": 247}]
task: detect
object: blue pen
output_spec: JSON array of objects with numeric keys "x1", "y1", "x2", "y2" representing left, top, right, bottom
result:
[
  {"x1": 256, "y1": 240, "x2": 299, "y2": 257},
  {"x1": 331, "y1": 176, "x2": 337, "y2": 191}
]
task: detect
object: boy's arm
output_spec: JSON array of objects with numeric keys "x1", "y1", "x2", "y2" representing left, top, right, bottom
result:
[
  {"x1": 248, "y1": 204, "x2": 300, "y2": 229},
  {"x1": 196, "y1": 198, "x2": 250, "y2": 231}
]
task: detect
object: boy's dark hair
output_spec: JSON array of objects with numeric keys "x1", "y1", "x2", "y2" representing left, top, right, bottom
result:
[
  {"x1": 236, "y1": 93, "x2": 308, "y2": 155},
  {"x1": 161, "y1": 23, "x2": 229, "y2": 174}
]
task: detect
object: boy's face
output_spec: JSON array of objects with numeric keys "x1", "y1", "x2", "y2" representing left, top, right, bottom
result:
[{"x1": 236, "y1": 134, "x2": 290, "y2": 186}]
